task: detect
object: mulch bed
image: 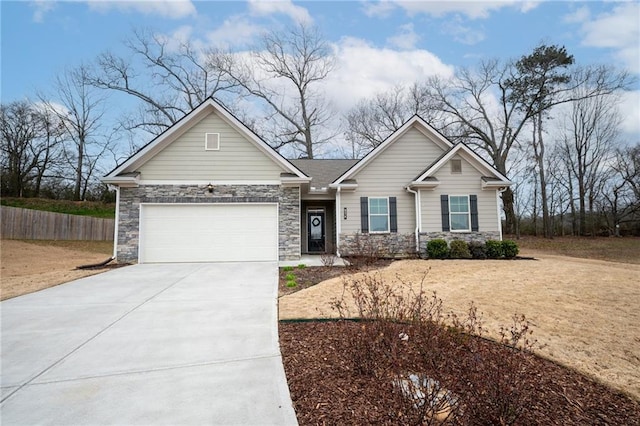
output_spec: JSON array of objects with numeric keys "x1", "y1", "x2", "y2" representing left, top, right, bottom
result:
[
  {"x1": 279, "y1": 320, "x2": 640, "y2": 425},
  {"x1": 278, "y1": 259, "x2": 393, "y2": 297}
]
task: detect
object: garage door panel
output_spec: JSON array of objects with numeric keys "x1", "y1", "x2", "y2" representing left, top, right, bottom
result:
[{"x1": 139, "y1": 204, "x2": 278, "y2": 263}]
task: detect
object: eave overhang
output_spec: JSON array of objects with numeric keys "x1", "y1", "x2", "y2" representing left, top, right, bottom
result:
[
  {"x1": 408, "y1": 179, "x2": 440, "y2": 190},
  {"x1": 329, "y1": 179, "x2": 358, "y2": 191},
  {"x1": 481, "y1": 176, "x2": 513, "y2": 189},
  {"x1": 101, "y1": 173, "x2": 140, "y2": 188}
]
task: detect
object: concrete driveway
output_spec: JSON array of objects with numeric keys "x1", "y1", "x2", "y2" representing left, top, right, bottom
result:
[{"x1": 1, "y1": 262, "x2": 297, "y2": 425}]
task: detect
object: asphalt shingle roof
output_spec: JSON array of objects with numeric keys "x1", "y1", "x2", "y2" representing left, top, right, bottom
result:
[{"x1": 289, "y1": 159, "x2": 359, "y2": 189}]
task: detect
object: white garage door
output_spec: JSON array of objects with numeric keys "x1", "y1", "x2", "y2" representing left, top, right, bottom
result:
[{"x1": 139, "y1": 204, "x2": 278, "y2": 263}]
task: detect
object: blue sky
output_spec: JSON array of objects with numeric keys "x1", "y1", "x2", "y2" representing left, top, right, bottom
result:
[{"x1": 2, "y1": 0, "x2": 639, "y2": 146}]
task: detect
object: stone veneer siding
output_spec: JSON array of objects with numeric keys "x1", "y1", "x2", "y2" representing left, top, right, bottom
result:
[
  {"x1": 116, "y1": 184, "x2": 300, "y2": 263},
  {"x1": 339, "y1": 232, "x2": 417, "y2": 258},
  {"x1": 418, "y1": 231, "x2": 501, "y2": 258}
]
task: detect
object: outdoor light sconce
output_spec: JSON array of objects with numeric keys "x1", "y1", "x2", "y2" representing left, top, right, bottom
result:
[
  {"x1": 343, "y1": 207, "x2": 347, "y2": 220},
  {"x1": 207, "y1": 183, "x2": 214, "y2": 193}
]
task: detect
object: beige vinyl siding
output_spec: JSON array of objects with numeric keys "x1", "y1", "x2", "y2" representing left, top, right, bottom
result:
[
  {"x1": 138, "y1": 111, "x2": 284, "y2": 180},
  {"x1": 421, "y1": 157, "x2": 500, "y2": 232},
  {"x1": 341, "y1": 128, "x2": 446, "y2": 234}
]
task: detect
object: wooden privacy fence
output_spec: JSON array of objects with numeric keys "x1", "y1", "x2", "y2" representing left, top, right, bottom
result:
[{"x1": 1, "y1": 206, "x2": 115, "y2": 241}]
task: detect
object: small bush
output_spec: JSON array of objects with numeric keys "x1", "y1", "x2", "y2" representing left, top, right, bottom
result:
[
  {"x1": 286, "y1": 280, "x2": 297, "y2": 288},
  {"x1": 485, "y1": 240, "x2": 503, "y2": 259},
  {"x1": 449, "y1": 240, "x2": 471, "y2": 259},
  {"x1": 285, "y1": 273, "x2": 296, "y2": 281},
  {"x1": 329, "y1": 271, "x2": 537, "y2": 425},
  {"x1": 282, "y1": 266, "x2": 294, "y2": 272},
  {"x1": 502, "y1": 240, "x2": 519, "y2": 259},
  {"x1": 468, "y1": 241, "x2": 487, "y2": 259},
  {"x1": 427, "y1": 239, "x2": 449, "y2": 259},
  {"x1": 321, "y1": 253, "x2": 336, "y2": 267},
  {"x1": 343, "y1": 233, "x2": 382, "y2": 270},
  {"x1": 297, "y1": 264, "x2": 306, "y2": 269}
]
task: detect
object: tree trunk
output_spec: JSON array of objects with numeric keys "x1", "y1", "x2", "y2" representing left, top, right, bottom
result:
[
  {"x1": 533, "y1": 114, "x2": 552, "y2": 238},
  {"x1": 74, "y1": 141, "x2": 83, "y2": 201},
  {"x1": 501, "y1": 188, "x2": 516, "y2": 235}
]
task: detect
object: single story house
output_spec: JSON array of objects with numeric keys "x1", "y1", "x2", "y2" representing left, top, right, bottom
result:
[{"x1": 103, "y1": 98, "x2": 511, "y2": 263}]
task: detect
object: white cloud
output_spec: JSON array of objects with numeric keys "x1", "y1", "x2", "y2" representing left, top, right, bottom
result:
[
  {"x1": 574, "y1": 3, "x2": 640, "y2": 74},
  {"x1": 30, "y1": 0, "x2": 56, "y2": 23},
  {"x1": 324, "y1": 37, "x2": 454, "y2": 112},
  {"x1": 441, "y1": 16, "x2": 485, "y2": 45},
  {"x1": 156, "y1": 25, "x2": 195, "y2": 51},
  {"x1": 387, "y1": 23, "x2": 419, "y2": 50},
  {"x1": 86, "y1": 0, "x2": 196, "y2": 19},
  {"x1": 370, "y1": 0, "x2": 539, "y2": 20},
  {"x1": 619, "y1": 90, "x2": 640, "y2": 136},
  {"x1": 563, "y1": 5, "x2": 590, "y2": 24},
  {"x1": 362, "y1": 0, "x2": 396, "y2": 18},
  {"x1": 206, "y1": 16, "x2": 264, "y2": 49},
  {"x1": 248, "y1": 0, "x2": 313, "y2": 25}
]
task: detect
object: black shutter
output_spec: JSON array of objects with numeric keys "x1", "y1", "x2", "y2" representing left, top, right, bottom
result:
[
  {"x1": 360, "y1": 197, "x2": 369, "y2": 233},
  {"x1": 440, "y1": 195, "x2": 450, "y2": 231},
  {"x1": 470, "y1": 195, "x2": 479, "y2": 231},
  {"x1": 389, "y1": 197, "x2": 397, "y2": 233}
]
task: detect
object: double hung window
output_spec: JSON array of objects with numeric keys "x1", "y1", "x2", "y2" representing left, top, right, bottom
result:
[
  {"x1": 449, "y1": 195, "x2": 470, "y2": 231},
  {"x1": 368, "y1": 197, "x2": 389, "y2": 233}
]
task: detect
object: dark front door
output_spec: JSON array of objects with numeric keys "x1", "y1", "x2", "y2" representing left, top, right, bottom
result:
[{"x1": 307, "y1": 211, "x2": 325, "y2": 252}]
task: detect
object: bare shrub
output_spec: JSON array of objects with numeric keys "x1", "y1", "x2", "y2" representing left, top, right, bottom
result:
[
  {"x1": 330, "y1": 270, "x2": 538, "y2": 425},
  {"x1": 343, "y1": 233, "x2": 382, "y2": 270},
  {"x1": 320, "y1": 252, "x2": 336, "y2": 267}
]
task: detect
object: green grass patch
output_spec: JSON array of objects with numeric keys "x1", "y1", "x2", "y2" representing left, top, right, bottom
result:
[{"x1": 1, "y1": 197, "x2": 115, "y2": 218}]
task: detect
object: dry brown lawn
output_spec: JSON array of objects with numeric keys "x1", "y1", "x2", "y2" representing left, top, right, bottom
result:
[
  {"x1": 0, "y1": 240, "x2": 113, "y2": 300},
  {"x1": 279, "y1": 249, "x2": 640, "y2": 400},
  {"x1": 2, "y1": 237, "x2": 638, "y2": 400}
]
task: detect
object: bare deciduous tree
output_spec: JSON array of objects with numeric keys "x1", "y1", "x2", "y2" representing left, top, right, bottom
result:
[
  {"x1": 560, "y1": 86, "x2": 623, "y2": 235},
  {"x1": 0, "y1": 100, "x2": 64, "y2": 197},
  {"x1": 599, "y1": 143, "x2": 640, "y2": 235},
  {"x1": 214, "y1": 24, "x2": 335, "y2": 158},
  {"x1": 41, "y1": 66, "x2": 110, "y2": 200},
  {"x1": 424, "y1": 49, "x2": 632, "y2": 234},
  {"x1": 89, "y1": 28, "x2": 237, "y2": 137},
  {"x1": 344, "y1": 83, "x2": 449, "y2": 158}
]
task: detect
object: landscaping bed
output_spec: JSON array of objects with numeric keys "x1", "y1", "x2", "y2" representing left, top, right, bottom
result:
[{"x1": 280, "y1": 320, "x2": 640, "y2": 425}]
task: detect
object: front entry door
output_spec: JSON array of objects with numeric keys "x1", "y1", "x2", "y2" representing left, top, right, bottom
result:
[{"x1": 307, "y1": 211, "x2": 325, "y2": 252}]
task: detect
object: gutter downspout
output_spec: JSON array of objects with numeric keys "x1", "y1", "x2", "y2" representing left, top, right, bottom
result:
[
  {"x1": 112, "y1": 185, "x2": 120, "y2": 260},
  {"x1": 497, "y1": 187, "x2": 508, "y2": 241},
  {"x1": 335, "y1": 186, "x2": 341, "y2": 257},
  {"x1": 405, "y1": 186, "x2": 420, "y2": 255}
]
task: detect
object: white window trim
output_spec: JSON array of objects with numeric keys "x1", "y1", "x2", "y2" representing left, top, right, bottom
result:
[
  {"x1": 449, "y1": 195, "x2": 471, "y2": 232},
  {"x1": 205, "y1": 133, "x2": 220, "y2": 151},
  {"x1": 368, "y1": 197, "x2": 390, "y2": 233}
]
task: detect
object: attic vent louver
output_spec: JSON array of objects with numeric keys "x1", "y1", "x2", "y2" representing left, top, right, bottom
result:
[
  {"x1": 451, "y1": 159, "x2": 462, "y2": 173},
  {"x1": 205, "y1": 133, "x2": 220, "y2": 151}
]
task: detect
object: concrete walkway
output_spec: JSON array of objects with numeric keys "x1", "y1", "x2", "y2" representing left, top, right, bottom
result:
[
  {"x1": 279, "y1": 254, "x2": 350, "y2": 268},
  {"x1": 1, "y1": 262, "x2": 297, "y2": 425}
]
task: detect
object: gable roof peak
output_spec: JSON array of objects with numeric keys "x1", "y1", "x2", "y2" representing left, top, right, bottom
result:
[
  {"x1": 332, "y1": 114, "x2": 453, "y2": 186},
  {"x1": 104, "y1": 96, "x2": 308, "y2": 181}
]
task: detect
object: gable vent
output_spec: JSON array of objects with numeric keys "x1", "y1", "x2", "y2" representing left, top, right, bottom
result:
[
  {"x1": 205, "y1": 133, "x2": 220, "y2": 151},
  {"x1": 451, "y1": 159, "x2": 462, "y2": 173}
]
